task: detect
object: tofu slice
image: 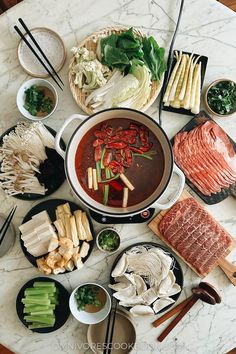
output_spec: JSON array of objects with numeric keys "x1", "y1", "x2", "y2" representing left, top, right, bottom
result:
[
  {"x1": 73, "y1": 253, "x2": 84, "y2": 269},
  {"x1": 65, "y1": 260, "x2": 74, "y2": 272},
  {"x1": 32, "y1": 210, "x2": 51, "y2": 223},
  {"x1": 48, "y1": 237, "x2": 59, "y2": 252},
  {"x1": 80, "y1": 241, "x2": 90, "y2": 258},
  {"x1": 27, "y1": 242, "x2": 49, "y2": 257},
  {"x1": 21, "y1": 230, "x2": 38, "y2": 243}
]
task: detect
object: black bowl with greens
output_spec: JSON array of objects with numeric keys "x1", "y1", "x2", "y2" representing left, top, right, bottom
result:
[
  {"x1": 96, "y1": 228, "x2": 120, "y2": 253},
  {"x1": 206, "y1": 79, "x2": 236, "y2": 116}
]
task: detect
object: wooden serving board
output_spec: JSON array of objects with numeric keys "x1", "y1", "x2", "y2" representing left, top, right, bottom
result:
[
  {"x1": 148, "y1": 190, "x2": 236, "y2": 285},
  {"x1": 171, "y1": 110, "x2": 236, "y2": 205}
]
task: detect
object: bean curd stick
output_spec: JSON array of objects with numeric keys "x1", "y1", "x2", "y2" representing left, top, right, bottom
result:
[
  {"x1": 70, "y1": 215, "x2": 79, "y2": 247},
  {"x1": 87, "y1": 167, "x2": 93, "y2": 189},
  {"x1": 74, "y1": 210, "x2": 87, "y2": 240},
  {"x1": 178, "y1": 53, "x2": 193, "y2": 101},
  {"x1": 163, "y1": 51, "x2": 182, "y2": 103},
  {"x1": 92, "y1": 168, "x2": 98, "y2": 190},
  {"x1": 54, "y1": 219, "x2": 65, "y2": 237},
  {"x1": 122, "y1": 187, "x2": 129, "y2": 208},
  {"x1": 120, "y1": 174, "x2": 134, "y2": 191}
]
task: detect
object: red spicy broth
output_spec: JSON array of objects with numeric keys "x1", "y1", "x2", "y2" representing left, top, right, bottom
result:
[{"x1": 75, "y1": 118, "x2": 164, "y2": 207}]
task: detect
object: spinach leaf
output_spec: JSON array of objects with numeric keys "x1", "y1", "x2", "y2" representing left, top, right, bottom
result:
[
  {"x1": 207, "y1": 81, "x2": 236, "y2": 115},
  {"x1": 99, "y1": 28, "x2": 166, "y2": 81},
  {"x1": 142, "y1": 36, "x2": 166, "y2": 81}
]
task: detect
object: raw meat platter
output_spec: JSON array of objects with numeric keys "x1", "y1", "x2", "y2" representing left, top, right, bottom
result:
[
  {"x1": 148, "y1": 190, "x2": 236, "y2": 284},
  {"x1": 171, "y1": 110, "x2": 236, "y2": 204}
]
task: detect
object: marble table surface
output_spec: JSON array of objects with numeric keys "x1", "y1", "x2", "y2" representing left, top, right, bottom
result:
[{"x1": 0, "y1": 0, "x2": 236, "y2": 353}]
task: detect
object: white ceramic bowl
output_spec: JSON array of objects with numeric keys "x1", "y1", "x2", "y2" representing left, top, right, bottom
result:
[
  {"x1": 96, "y1": 228, "x2": 121, "y2": 254},
  {"x1": 69, "y1": 282, "x2": 111, "y2": 325},
  {"x1": 16, "y1": 78, "x2": 58, "y2": 121}
]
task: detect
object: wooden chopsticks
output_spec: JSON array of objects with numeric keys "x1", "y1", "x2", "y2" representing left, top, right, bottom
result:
[
  {"x1": 103, "y1": 299, "x2": 117, "y2": 354},
  {"x1": 14, "y1": 19, "x2": 64, "y2": 91},
  {"x1": 0, "y1": 206, "x2": 17, "y2": 247},
  {"x1": 152, "y1": 296, "x2": 193, "y2": 328}
]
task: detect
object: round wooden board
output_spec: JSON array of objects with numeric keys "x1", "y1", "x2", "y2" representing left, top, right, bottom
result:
[{"x1": 69, "y1": 26, "x2": 164, "y2": 115}]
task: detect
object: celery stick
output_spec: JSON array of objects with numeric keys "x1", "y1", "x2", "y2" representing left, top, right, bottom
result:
[
  {"x1": 103, "y1": 185, "x2": 109, "y2": 206},
  {"x1": 105, "y1": 167, "x2": 111, "y2": 179},
  {"x1": 25, "y1": 287, "x2": 56, "y2": 295},
  {"x1": 100, "y1": 148, "x2": 106, "y2": 169},
  {"x1": 25, "y1": 294, "x2": 49, "y2": 300},
  {"x1": 33, "y1": 282, "x2": 55, "y2": 288},
  {"x1": 49, "y1": 298, "x2": 58, "y2": 305},
  {"x1": 28, "y1": 323, "x2": 54, "y2": 330},
  {"x1": 23, "y1": 305, "x2": 50, "y2": 313},
  {"x1": 24, "y1": 315, "x2": 55, "y2": 325},
  {"x1": 133, "y1": 153, "x2": 153, "y2": 160},
  {"x1": 24, "y1": 304, "x2": 55, "y2": 311},
  {"x1": 22, "y1": 298, "x2": 50, "y2": 305},
  {"x1": 30, "y1": 310, "x2": 54, "y2": 316},
  {"x1": 96, "y1": 161, "x2": 101, "y2": 182}
]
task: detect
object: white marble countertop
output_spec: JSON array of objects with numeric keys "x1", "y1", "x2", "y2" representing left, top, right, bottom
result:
[{"x1": 0, "y1": 0, "x2": 236, "y2": 353}]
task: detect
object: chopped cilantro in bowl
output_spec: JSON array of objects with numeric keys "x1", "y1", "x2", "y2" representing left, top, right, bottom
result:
[
  {"x1": 97, "y1": 228, "x2": 120, "y2": 253},
  {"x1": 206, "y1": 80, "x2": 236, "y2": 116}
]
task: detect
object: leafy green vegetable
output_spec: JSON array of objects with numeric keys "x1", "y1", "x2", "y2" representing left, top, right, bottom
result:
[
  {"x1": 24, "y1": 85, "x2": 54, "y2": 116},
  {"x1": 98, "y1": 229, "x2": 120, "y2": 251},
  {"x1": 207, "y1": 81, "x2": 236, "y2": 115},
  {"x1": 142, "y1": 37, "x2": 167, "y2": 81},
  {"x1": 100, "y1": 27, "x2": 166, "y2": 81},
  {"x1": 75, "y1": 285, "x2": 101, "y2": 311}
]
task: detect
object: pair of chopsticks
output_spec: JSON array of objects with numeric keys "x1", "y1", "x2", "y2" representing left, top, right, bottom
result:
[
  {"x1": 158, "y1": 0, "x2": 185, "y2": 126},
  {"x1": 14, "y1": 18, "x2": 64, "y2": 91},
  {"x1": 152, "y1": 295, "x2": 194, "y2": 342},
  {"x1": 103, "y1": 299, "x2": 117, "y2": 354},
  {"x1": 0, "y1": 206, "x2": 17, "y2": 247}
]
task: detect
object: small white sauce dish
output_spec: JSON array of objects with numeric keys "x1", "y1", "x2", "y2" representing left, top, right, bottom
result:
[
  {"x1": 69, "y1": 282, "x2": 111, "y2": 325},
  {"x1": 16, "y1": 78, "x2": 58, "y2": 121}
]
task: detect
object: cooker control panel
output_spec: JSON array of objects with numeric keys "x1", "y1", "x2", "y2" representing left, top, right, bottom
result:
[{"x1": 89, "y1": 208, "x2": 155, "y2": 224}]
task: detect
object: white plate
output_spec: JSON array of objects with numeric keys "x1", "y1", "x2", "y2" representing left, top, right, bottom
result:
[{"x1": 18, "y1": 27, "x2": 66, "y2": 78}]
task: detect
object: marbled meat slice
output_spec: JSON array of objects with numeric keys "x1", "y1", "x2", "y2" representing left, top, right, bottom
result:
[
  {"x1": 158, "y1": 198, "x2": 232, "y2": 276},
  {"x1": 173, "y1": 120, "x2": 236, "y2": 196}
]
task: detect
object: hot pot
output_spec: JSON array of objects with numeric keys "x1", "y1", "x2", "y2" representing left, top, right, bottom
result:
[{"x1": 55, "y1": 108, "x2": 185, "y2": 217}]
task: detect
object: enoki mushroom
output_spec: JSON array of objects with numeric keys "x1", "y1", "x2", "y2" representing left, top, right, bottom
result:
[{"x1": 0, "y1": 122, "x2": 55, "y2": 196}]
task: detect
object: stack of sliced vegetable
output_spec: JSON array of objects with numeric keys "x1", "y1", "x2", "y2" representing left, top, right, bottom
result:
[
  {"x1": 163, "y1": 51, "x2": 202, "y2": 114},
  {"x1": 22, "y1": 281, "x2": 58, "y2": 329}
]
